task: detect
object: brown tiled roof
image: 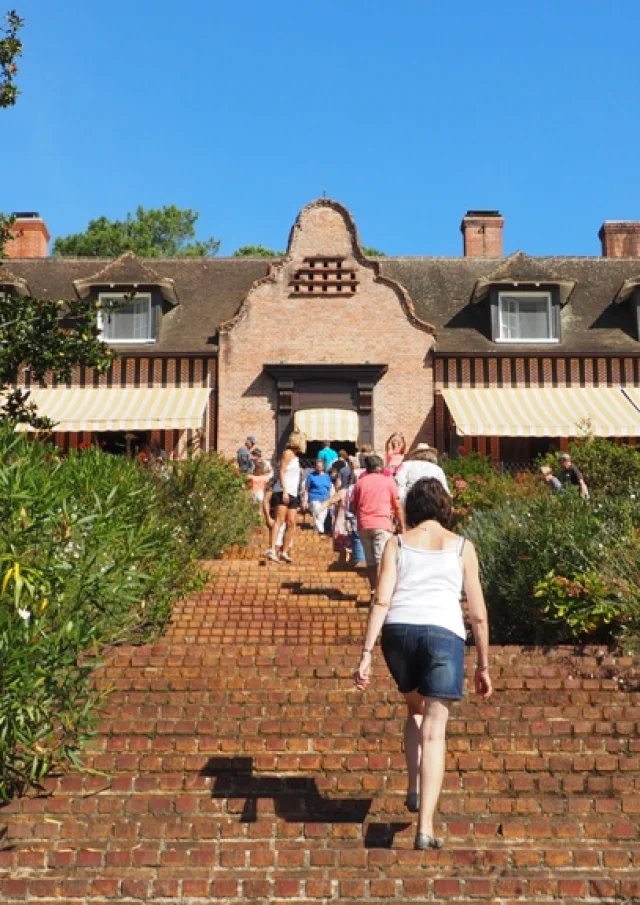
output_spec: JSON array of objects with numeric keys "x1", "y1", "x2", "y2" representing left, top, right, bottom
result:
[
  {"x1": 4, "y1": 253, "x2": 640, "y2": 356},
  {"x1": 73, "y1": 251, "x2": 180, "y2": 304},
  {"x1": 0, "y1": 263, "x2": 30, "y2": 295},
  {"x1": 380, "y1": 256, "x2": 640, "y2": 354},
  {"x1": 5, "y1": 256, "x2": 271, "y2": 352}
]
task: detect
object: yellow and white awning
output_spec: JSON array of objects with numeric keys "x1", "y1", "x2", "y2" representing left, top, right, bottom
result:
[
  {"x1": 622, "y1": 386, "x2": 640, "y2": 415},
  {"x1": 294, "y1": 408, "x2": 359, "y2": 442},
  {"x1": 442, "y1": 387, "x2": 640, "y2": 438},
  {"x1": 16, "y1": 387, "x2": 211, "y2": 432}
]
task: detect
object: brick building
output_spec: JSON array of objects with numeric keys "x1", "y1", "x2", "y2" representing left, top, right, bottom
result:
[{"x1": 4, "y1": 201, "x2": 640, "y2": 463}]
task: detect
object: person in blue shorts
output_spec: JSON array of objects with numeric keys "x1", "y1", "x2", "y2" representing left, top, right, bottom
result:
[{"x1": 354, "y1": 478, "x2": 492, "y2": 851}]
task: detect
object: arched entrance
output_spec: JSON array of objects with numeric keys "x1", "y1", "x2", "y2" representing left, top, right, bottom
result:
[{"x1": 263, "y1": 363, "x2": 388, "y2": 455}]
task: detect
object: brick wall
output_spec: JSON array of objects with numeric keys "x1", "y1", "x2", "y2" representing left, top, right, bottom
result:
[
  {"x1": 5, "y1": 216, "x2": 50, "y2": 258},
  {"x1": 217, "y1": 201, "x2": 435, "y2": 460}
]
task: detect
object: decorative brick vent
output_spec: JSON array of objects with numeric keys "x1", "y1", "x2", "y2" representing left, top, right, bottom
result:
[{"x1": 290, "y1": 256, "x2": 359, "y2": 297}]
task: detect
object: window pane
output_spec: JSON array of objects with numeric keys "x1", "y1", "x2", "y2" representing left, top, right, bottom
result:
[
  {"x1": 499, "y1": 295, "x2": 553, "y2": 340},
  {"x1": 102, "y1": 297, "x2": 152, "y2": 341},
  {"x1": 517, "y1": 298, "x2": 550, "y2": 339}
]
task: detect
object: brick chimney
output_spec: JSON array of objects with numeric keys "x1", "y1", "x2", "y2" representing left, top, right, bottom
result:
[
  {"x1": 599, "y1": 221, "x2": 640, "y2": 258},
  {"x1": 461, "y1": 210, "x2": 504, "y2": 257},
  {"x1": 4, "y1": 212, "x2": 50, "y2": 258}
]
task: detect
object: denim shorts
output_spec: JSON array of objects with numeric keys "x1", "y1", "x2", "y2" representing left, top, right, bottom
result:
[{"x1": 381, "y1": 624, "x2": 465, "y2": 700}]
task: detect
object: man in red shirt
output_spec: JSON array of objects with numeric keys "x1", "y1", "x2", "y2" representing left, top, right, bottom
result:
[{"x1": 351, "y1": 453, "x2": 405, "y2": 599}]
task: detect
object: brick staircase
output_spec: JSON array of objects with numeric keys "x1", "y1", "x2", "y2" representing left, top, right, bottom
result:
[{"x1": 2, "y1": 522, "x2": 640, "y2": 903}]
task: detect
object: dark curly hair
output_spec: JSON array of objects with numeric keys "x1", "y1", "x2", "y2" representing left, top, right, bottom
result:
[{"x1": 404, "y1": 477, "x2": 452, "y2": 528}]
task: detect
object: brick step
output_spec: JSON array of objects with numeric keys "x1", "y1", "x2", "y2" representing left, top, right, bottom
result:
[
  {"x1": 3, "y1": 791, "x2": 640, "y2": 845},
  {"x1": 88, "y1": 706, "x2": 640, "y2": 741},
  {"x1": 1, "y1": 871, "x2": 638, "y2": 904},
  {"x1": 83, "y1": 741, "x2": 640, "y2": 768},
  {"x1": 99, "y1": 640, "x2": 640, "y2": 672},
  {"x1": 99, "y1": 672, "x2": 640, "y2": 698},
  {"x1": 5, "y1": 778, "x2": 640, "y2": 823}
]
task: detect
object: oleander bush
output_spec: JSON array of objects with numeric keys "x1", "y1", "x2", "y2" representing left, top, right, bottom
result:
[
  {"x1": 463, "y1": 491, "x2": 640, "y2": 645},
  {"x1": 0, "y1": 429, "x2": 256, "y2": 798},
  {"x1": 442, "y1": 451, "x2": 495, "y2": 482},
  {"x1": 539, "y1": 436, "x2": 640, "y2": 500},
  {"x1": 158, "y1": 452, "x2": 260, "y2": 560}
]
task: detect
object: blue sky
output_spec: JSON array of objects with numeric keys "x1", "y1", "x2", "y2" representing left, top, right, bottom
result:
[{"x1": 4, "y1": 0, "x2": 640, "y2": 256}]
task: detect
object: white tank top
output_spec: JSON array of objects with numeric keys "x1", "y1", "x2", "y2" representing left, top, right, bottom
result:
[
  {"x1": 384, "y1": 536, "x2": 466, "y2": 639},
  {"x1": 273, "y1": 455, "x2": 301, "y2": 497}
]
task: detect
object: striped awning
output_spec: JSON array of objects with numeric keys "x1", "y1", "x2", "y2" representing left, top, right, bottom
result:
[
  {"x1": 442, "y1": 387, "x2": 640, "y2": 438},
  {"x1": 294, "y1": 408, "x2": 359, "y2": 441},
  {"x1": 16, "y1": 387, "x2": 211, "y2": 432},
  {"x1": 622, "y1": 386, "x2": 640, "y2": 415}
]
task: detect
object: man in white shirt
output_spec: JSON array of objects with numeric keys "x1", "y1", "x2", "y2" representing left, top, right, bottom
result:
[{"x1": 395, "y1": 444, "x2": 450, "y2": 503}]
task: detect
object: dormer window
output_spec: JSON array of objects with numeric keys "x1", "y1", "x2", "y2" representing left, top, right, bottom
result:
[
  {"x1": 496, "y1": 291, "x2": 559, "y2": 343},
  {"x1": 98, "y1": 292, "x2": 155, "y2": 343}
]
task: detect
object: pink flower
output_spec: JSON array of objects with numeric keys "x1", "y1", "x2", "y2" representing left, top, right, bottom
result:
[{"x1": 455, "y1": 479, "x2": 468, "y2": 490}]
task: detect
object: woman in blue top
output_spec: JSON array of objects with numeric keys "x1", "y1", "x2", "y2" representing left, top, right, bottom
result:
[{"x1": 303, "y1": 458, "x2": 334, "y2": 533}]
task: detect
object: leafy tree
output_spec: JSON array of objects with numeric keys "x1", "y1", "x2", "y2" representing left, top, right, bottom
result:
[
  {"x1": 0, "y1": 11, "x2": 23, "y2": 250},
  {"x1": 362, "y1": 246, "x2": 386, "y2": 257},
  {"x1": 53, "y1": 205, "x2": 220, "y2": 258},
  {"x1": 0, "y1": 291, "x2": 115, "y2": 428},
  {"x1": 0, "y1": 10, "x2": 22, "y2": 108},
  {"x1": 233, "y1": 244, "x2": 282, "y2": 257}
]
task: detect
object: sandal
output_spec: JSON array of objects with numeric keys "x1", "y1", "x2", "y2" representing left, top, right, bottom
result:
[
  {"x1": 404, "y1": 792, "x2": 419, "y2": 813},
  {"x1": 414, "y1": 832, "x2": 444, "y2": 851}
]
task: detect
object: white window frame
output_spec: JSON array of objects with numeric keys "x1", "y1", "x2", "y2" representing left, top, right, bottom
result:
[
  {"x1": 496, "y1": 291, "x2": 558, "y2": 344},
  {"x1": 97, "y1": 292, "x2": 155, "y2": 344}
]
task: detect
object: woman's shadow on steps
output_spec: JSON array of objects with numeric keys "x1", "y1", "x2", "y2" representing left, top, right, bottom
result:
[
  {"x1": 280, "y1": 580, "x2": 360, "y2": 602},
  {"x1": 202, "y1": 756, "x2": 371, "y2": 824}
]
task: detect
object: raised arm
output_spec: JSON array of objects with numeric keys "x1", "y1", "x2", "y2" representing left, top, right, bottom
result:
[
  {"x1": 318, "y1": 487, "x2": 346, "y2": 514},
  {"x1": 391, "y1": 486, "x2": 405, "y2": 534},
  {"x1": 462, "y1": 541, "x2": 492, "y2": 699}
]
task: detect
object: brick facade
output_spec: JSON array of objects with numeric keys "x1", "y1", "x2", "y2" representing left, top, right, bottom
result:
[
  {"x1": 5, "y1": 200, "x2": 640, "y2": 462},
  {"x1": 217, "y1": 201, "x2": 435, "y2": 459}
]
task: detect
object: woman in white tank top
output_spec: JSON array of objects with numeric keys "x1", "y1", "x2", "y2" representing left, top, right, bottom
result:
[
  {"x1": 353, "y1": 478, "x2": 492, "y2": 851},
  {"x1": 265, "y1": 430, "x2": 306, "y2": 563}
]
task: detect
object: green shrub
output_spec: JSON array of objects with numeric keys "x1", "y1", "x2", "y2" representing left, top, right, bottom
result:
[
  {"x1": 0, "y1": 429, "x2": 257, "y2": 798},
  {"x1": 442, "y1": 451, "x2": 494, "y2": 482},
  {"x1": 540, "y1": 437, "x2": 640, "y2": 499},
  {"x1": 159, "y1": 453, "x2": 260, "y2": 560},
  {"x1": 534, "y1": 570, "x2": 628, "y2": 639},
  {"x1": 464, "y1": 492, "x2": 640, "y2": 644},
  {"x1": 0, "y1": 595, "x2": 101, "y2": 798}
]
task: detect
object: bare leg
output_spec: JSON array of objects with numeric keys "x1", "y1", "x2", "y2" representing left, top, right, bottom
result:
[
  {"x1": 403, "y1": 691, "x2": 424, "y2": 798},
  {"x1": 282, "y1": 508, "x2": 297, "y2": 554},
  {"x1": 365, "y1": 565, "x2": 378, "y2": 595},
  {"x1": 417, "y1": 697, "x2": 450, "y2": 838},
  {"x1": 270, "y1": 505, "x2": 287, "y2": 552}
]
